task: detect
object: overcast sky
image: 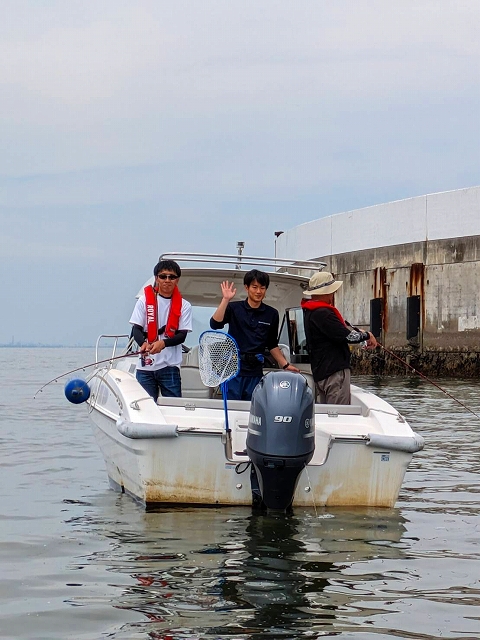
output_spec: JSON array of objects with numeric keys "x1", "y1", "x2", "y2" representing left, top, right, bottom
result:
[{"x1": 1, "y1": 0, "x2": 479, "y2": 345}]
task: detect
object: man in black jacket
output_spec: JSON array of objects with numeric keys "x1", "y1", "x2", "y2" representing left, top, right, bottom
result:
[
  {"x1": 210, "y1": 269, "x2": 299, "y2": 400},
  {"x1": 302, "y1": 271, "x2": 377, "y2": 404}
]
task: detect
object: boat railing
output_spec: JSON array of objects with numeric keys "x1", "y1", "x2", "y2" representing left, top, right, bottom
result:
[
  {"x1": 95, "y1": 334, "x2": 132, "y2": 365},
  {"x1": 159, "y1": 251, "x2": 326, "y2": 275}
]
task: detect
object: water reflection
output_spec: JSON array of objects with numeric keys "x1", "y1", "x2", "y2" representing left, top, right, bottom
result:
[
  {"x1": 218, "y1": 513, "x2": 333, "y2": 634},
  {"x1": 65, "y1": 504, "x2": 408, "y2": 639},
  {"x1": 4, "y1": 350, "x2": 480, "y2": 639}
]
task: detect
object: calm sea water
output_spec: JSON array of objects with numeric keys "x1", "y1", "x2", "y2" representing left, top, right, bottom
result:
[{"x1": 1, "y1": 348, "x2": 480, "y2": 640}]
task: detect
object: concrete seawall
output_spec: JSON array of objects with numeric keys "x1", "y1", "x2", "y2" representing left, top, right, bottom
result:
[{"x1": 277, "y1": 186, "x2": 480, "y2": 377}]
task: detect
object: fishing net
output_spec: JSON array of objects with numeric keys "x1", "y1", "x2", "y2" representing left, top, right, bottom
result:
[{"x1": 198, "y1": 331, "x2": 240, "y2": 387}]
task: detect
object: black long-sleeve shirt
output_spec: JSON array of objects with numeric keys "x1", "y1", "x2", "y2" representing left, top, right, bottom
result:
[
  {"x1": 303, "y1": 307, "x2": 370, "y2": 382},
  {"x1": 210, "y1": 300, "x2": 279, "y2": 377}
]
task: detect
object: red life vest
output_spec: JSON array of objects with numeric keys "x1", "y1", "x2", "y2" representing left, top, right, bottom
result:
[
  {"x1": 144, "y1": 285, "x2": 183, "y2": 342},
  {"x1": 301, "y1": 299, "x2": 347, "y2": 327}
]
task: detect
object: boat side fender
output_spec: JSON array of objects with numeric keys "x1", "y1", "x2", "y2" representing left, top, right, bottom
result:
[
  {"x1": 366, "y1": 432, "x2": 425, "y2": 453},
  {"x1": 116, "y1": 419, "x2": 178, "y2": 439}
]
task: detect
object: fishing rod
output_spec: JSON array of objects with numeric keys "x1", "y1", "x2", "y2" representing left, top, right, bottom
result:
[
  {"x1": 378, "y1": 343, "x2": 480, "y2": 421},
  {"x1": 33, "y1": 351, "x2": 141, "y2": 399}
]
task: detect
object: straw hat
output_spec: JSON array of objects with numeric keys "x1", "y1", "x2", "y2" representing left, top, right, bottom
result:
[{"x1": 303, "y1": 271, "x2": 343, "y2": 297}]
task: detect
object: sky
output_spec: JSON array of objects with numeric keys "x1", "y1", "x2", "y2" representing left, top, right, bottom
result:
[{"x1": 1, "y1": 0, "x2": 479, "y2": 345}]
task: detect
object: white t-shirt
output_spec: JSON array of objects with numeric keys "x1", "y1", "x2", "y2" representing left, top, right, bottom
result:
[{"x1": 129, "y1": 294, "x2": 193, "y2": 371}]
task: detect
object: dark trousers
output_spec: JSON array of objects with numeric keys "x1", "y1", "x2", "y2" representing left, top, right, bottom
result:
[
  {"x1": 227, "y1": 375, "x2": 262, "y2": 401},
  {"x1": 136, "y1": 366, "x2": 181, "y2": 401}
]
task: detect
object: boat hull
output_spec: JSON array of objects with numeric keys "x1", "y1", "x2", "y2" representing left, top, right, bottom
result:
[{"x1": 88, "y1": 388, "x2": 415, "y2": 508}]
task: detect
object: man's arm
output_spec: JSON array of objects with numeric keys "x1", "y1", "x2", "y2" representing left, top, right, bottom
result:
[
  {"x1": 269, "y1": 346, "x2": 300, "y2": 373},
  {"x1": 131, "y1": 324, "x2": 148, "y2": 350},
  {"x1": 164, "y1": 330, "x2": 188, "y2": 347},
  {"x1": 312, "y1": 309, "x2": 369, "y2": 343},
  {"x1": 210, "y1": 281, "x2": 236, "y2": 328},
  {"x1": 146, "y1": 329, "x2": 189, "y2": 355},
  {"x1": 345, "y1": 321, "x2": 377, "y2": 348}
]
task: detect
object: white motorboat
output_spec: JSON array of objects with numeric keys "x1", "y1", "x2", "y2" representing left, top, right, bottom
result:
[{"x1": 75, "y1": 252, "x2": 424, "y2": 510}]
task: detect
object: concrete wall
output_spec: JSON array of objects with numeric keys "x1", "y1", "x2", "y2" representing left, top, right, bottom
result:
[
  {"x1": 277, "y1": 186, "x2": 480, "y2": 376},
  {"x1": 277, "y1": 186, "x2": 480, "y2": 258}
]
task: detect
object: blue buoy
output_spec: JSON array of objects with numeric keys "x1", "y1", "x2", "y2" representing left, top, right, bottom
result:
[{"x1": 65, "y1": 378, "x2": 90, "y2": 404}]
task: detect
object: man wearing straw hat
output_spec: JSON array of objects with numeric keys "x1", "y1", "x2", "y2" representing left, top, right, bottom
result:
[{"x1": 301, "y1": 271, "x2": 377, "y2": 404}]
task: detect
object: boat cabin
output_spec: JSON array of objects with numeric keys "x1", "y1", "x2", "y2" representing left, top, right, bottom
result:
[
  {"x1": 135, "y1": 252, "x2": 327, "y2": 398},
  {"x1": 159, "y1": 252, "x2": 323, "y2": 354}
]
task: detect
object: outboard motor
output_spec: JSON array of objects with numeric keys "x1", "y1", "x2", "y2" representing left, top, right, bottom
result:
[{"x1": 246, "y1": 371, "x2": 315, "y2": 511}]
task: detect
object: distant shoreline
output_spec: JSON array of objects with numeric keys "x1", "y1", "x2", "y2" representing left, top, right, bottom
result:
[{"x1": 0, "y1": 344, "x2": 96, "y2": 348}]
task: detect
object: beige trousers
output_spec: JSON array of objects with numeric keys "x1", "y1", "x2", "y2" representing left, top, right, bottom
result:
[{"x1": 315, "y1": 368, "x2": 351, "y2": 404}]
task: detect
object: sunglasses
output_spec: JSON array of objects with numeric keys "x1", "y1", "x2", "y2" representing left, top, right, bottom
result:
[{"x1": 156, "y1": 274, "x2": 179, "y2": 280}]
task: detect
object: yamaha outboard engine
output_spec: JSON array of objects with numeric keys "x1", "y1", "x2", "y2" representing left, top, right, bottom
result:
[{"x1": 246, "y1": 371, "x2": 315, "y2": 511}]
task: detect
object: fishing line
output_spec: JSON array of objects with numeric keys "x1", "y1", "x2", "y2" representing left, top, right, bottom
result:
[
  {"x1": 33, "y1": 351, "x2": 141, "y2": 399},
  {"x1": 378, "y1": 343, "x2": 480, "y2": 421}
]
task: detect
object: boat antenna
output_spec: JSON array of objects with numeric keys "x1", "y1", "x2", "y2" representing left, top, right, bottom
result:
[
  {"x1": 378, "y1": 343, "x2": 480, "y2": 421},
  {"x1": 33, "y1": 351, "x2": 140, "y2": 399},
  {"x1": 235, "y1": 241, "x2": 245, "y2": 270}
]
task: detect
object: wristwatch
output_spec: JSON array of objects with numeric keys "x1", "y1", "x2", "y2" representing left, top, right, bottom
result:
[{"x1": 282, "y1": 362, "x2": 290, "y2": 369}]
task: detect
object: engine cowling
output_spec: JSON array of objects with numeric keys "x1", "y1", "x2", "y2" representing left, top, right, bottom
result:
[{"x1": 246, "y1": 371, "x2": 315, "y2": 511}]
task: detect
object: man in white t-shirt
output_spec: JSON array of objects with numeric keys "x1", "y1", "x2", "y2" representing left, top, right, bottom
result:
[{"x1": 130, "y1": 259, "x2": 193, "y2": 399}]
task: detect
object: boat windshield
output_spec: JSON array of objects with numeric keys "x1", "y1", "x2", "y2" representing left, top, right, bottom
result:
[
  {"x1": 185, "y1": 306, "x2": 217, "y2": 349},
  {"x1": 279, "y1": 307, "x2": 310, "y2": 363}
]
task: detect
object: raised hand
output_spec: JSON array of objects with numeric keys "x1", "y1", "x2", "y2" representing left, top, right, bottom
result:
[{"x1": 220, "y1": 281, "x2": 236, "y2": 301}]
